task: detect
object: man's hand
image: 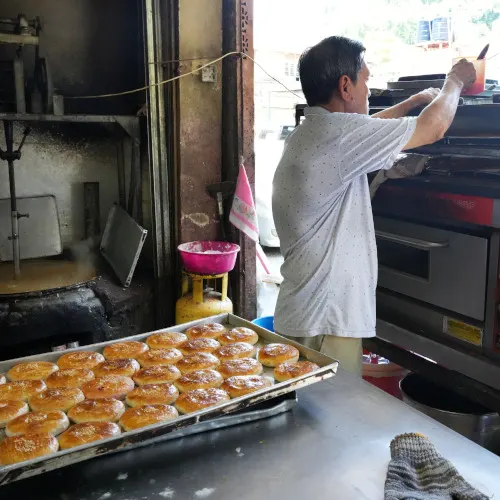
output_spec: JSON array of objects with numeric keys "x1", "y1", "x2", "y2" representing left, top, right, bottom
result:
[
  {"x1": 412, "y1": 88, "x2": 440, "y2": 107},
  {"x1": 448, "y1": 59, "x2": 476, "y2": 89},
  {"x1": 371, "y1": 88, "x2": 440, "y2": 119}
]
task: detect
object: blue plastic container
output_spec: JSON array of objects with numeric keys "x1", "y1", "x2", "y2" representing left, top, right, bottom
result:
[{"x1": 252, "y1": 316, "x2": 274, "y2": 332}]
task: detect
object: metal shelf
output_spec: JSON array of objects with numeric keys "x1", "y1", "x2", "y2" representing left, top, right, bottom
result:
[{"x1": 0, "y1": 113, "x2": 140, "y2": 142}]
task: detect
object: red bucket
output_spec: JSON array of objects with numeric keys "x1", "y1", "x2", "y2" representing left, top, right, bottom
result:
[
  {"x1": 362, "y1": 353, "x2": 407, "y2": 400},
  {"x1": 178, "y1": 241, "x2": 240, "y2": 274}
]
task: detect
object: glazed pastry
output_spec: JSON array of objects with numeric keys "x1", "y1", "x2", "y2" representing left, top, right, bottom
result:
[
  {"x1": 258, "y1": 343, "x2": 300, "y2": 367},
  {"x1": 6, "y1": 410, "x2": 69, "y2": 437},
  {"x1": 68, "y1": 399, "x2": 126, "y2": 424},
  {"x1": 120, "y1": 404, "x2": 178, "y2": 431},
  {"x1": 174, "y1": 370, "x2": 224, "y2": 393},
  {"x1": 8, "y1": 362, "x2": 58, "y2": 382},
  {"x1": 58, "y1": 422, "x2": 121, "y2": 450},
  {"x1": 0, "y1": 433, "x2": 59, "y2": 465},
  {"x1": 175, "y1": 388, "x2": 230, "y2": 414},
  {"x1": 57, "y1": 351, "x2": 104, "y2": 370}
]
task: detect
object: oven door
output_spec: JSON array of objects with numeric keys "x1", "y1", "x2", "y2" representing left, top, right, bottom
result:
[{"x1": 375, "y1": 217, "x2": 488, "y2": 321}]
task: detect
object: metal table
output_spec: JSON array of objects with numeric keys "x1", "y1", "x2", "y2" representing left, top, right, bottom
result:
[{"x1": 2, "y1": 370, "x2": 500, "y2": 499}]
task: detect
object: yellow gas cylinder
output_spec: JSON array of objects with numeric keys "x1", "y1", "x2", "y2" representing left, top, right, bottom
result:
[{"x1": 175, "y1": 271, "x2": 233, "y2": 324}]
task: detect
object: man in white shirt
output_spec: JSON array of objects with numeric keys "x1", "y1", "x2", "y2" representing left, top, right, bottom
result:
[{"x1": 272, "y1": 36, "x2": 475, "y2": 375}]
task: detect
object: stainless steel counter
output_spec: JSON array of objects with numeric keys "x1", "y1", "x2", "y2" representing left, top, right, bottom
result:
[{"x1": 2, "y1": 370, "x2": 500, "y2": 499}]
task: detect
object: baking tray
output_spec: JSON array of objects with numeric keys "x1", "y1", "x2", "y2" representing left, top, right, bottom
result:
[
  {"x1": 0, "y1": 195, "x2": 62, "y2": 261},
  {"x1": 122, "y1": 391, "x2": 297, "y2": 449},
  {"x1": 0, "y1": 313, "x2": 338, "y2": 485},
  {"x1": 100, "y1": 204, "x2": 147, "y2": 287}
]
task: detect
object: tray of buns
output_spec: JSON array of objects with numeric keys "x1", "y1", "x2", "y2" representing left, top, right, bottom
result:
[{"x1": 0, "y1": 313, "x2": 338, "y2": 485}]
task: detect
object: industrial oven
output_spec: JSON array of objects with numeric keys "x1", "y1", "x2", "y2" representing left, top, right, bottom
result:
[
  {"x1": 296, "y1": 95, "x2": 500, "y2": 398},
  {"x1": 371, "y1": 89, "x2": 500, "y2": 394}
]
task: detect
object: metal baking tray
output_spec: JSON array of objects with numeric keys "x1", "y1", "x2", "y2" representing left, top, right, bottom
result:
[
  {"x1": 100, "y1": 204, "x2": 147, "y2": 288},
  {"x1": 0, "y1": 195, "x2": 62, "y2": 261},
  {"x1": 0, "y1": 313, "x2": 338, "y2": 485}
]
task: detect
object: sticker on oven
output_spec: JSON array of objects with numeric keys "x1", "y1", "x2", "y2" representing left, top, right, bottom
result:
[{"x1": 443, "y1": 317, "x2": 483, "y2": 346}]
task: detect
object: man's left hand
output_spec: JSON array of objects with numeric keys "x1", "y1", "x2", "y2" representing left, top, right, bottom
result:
[{"x1": 413, "y1": 88, "x2": 440, "y2": 106}]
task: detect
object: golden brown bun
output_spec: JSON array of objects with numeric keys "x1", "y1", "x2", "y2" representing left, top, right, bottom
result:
[
  {"x1": 175, "y1": 388, "x2": 229, "y2": 414},
  {"x1": 57, "y1": 351, "x2": 105, "y2": 370},
  {"x1": 126, "y1": 384, "x2": 179, "y2": 407},
  {"x1": 0, "y1": 401, "x2": 29, "y2": 427},
  {"x1": 46, "y1": 368, "x2": 95, "y2": 389},
  {"x1": 274, "y1": 361, "x2": 320, "y2": 382},
  {"x1": 174, "y1": 370, "x2": 223, "y2": 393},
  {"x1": 218, "y1": 358, "x2": 263, "y2": 378},
  {"x1": 221, "y1": 375, "x2": 273, "y2": 398},
  {"x1": 68, "y1": 399, "x2": 126, "y2": 424},
  {"x1": 29, "y1": 387, "x2": 85, "y2": 412},
  {"x1": 6, "y1": 410, "x2": 69, "y2": 437},
  {"x1": 0, "y1": 374, "x2": 6, "y2": 384},
  {"x1": 0, "y1": 380, "x2": 47, "y2": 402},
  {"x1": 58, "y1": 422, "x2": 121, "y2": 450},
  {"x1": 215, "y1": 342, "x2": 256, "y2": 361},
  {"x1": 82, "y1": 375, "x2": 135, "y2": 400},
  {"x1": 119, "y1": 404, "x2": 178, "y2": 431},
  {"x1": 176, "y1": 353, "x2": 220, "y2": 374},
  {"x1": 179, "y1": 338, "x2": 220, "y2": 355},
  {"x1": 136, "y1": 348, "x2": 183, "y2": 367},
  {"x1": 93, "y1": 359, "x2": 141, "y2": 378},
  {"x1": 146, "y1": 332, "x2": 188, "y2": 350},
  {"x1": 133, "y1": 365, "x2": 181, "y2": 386},
  {"x1": 219, "y1": 327, "x2": 259, "y2": 346},
  {"x1": 258, "y1": 343, "x2": 300, "y2": 367},
  {"x1": 185, "y1": 323, "x2": 226, "y2": 339},
  {"x1": 0, "y1": 433, "x2": 59, "y2": 465},
  {"x1": 8, "y1": 361, "x2": 59, "y2": 382},
  {"x1": 103, "y1": 341, "x2": 149, "y2": 361}
]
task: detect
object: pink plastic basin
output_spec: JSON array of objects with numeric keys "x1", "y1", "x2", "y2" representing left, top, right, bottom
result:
[{"x1": 178, "y1": 241, "x2": 240, "y2": 274}]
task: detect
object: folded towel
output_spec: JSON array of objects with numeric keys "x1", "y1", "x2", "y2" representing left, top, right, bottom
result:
[
  {"x1": 370, "y1": 154, "x2": 430, "y2": 200},
  {"x1": 229, "y1": 163, "x2": 271, "y2": 274},
  {"x1": 385, "y1": 433, "x2": 488, "y2": 499}
]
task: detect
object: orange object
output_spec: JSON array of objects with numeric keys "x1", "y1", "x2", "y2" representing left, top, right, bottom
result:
[{"x1": 453, "y1": 56, "x2": 486, "y2": 95}]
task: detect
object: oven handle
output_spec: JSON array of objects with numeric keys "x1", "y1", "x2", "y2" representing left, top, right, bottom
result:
[{"x1": 375, "y1": 230, "x2": 448, "y2": 250}]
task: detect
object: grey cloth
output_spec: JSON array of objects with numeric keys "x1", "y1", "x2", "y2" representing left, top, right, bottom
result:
[
  {"x1": 385, "y1": 433, "x2": 489, "y2": 499},
  {"x1": 370, "y1": 153, "x2": 430, "y2": 200}
]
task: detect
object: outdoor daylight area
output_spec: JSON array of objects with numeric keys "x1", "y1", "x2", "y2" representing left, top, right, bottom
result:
[{"x1": 254, "y1": 0, "x2": 500, "y2": 254}]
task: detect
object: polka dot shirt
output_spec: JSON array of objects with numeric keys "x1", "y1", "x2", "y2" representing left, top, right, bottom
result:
[{"x1": 272, "y1": 106, "x2": 417, "y2": 338}]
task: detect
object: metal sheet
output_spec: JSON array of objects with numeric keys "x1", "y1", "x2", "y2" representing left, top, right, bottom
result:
[
  {"x1": 0, "y1": 314, "x2": 338, "y2": 485},
  {"x1": 388, "y1": 79, "x2": 446, "y2": 90},
  {"x1": 100, "y1": 205, "x2": 147, "y2": 287},
  {"x1": 109, "y1": 392, "x2": 296, "y2": 451},
  {"x1": 0, "y1": 195, "x2": 61, "y2": 261}
]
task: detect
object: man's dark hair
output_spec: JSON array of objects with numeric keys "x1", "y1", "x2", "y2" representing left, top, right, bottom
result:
[{"x1": 298, "y1": 36, "x2": 366, "y2": 107}]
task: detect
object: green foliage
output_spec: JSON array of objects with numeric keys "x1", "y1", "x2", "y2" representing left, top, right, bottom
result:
[
  {"x1": 472, "y1": 9, "x2": 500, "y2": 30},
  {"x1": 387, "y1": 20, "x2": 418, "y2": 44}
]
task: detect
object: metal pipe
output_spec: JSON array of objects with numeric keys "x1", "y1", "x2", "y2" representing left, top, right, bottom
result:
[
  {"x1": 13, "y1": 55, "x2": 26, "y2": 113},
  {"x1": 83, "y1": 182, "x2": 100, "y2": 239},
  {"x1": 116, "y1": 139, "x2": 126, "y2": 209},
  {"x1": 4, "y1": 121, "x2": 20, "y2": 277}
]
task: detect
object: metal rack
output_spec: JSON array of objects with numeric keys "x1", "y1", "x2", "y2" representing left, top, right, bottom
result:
[{"x1": 0, "y1": 112, "x2": 140, "y2": 279}]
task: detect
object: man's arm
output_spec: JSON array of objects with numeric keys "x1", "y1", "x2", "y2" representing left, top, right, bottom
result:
[
  {"x1": 372, "y1": 89, "x2": 439, "y2": 119},
  {"x1": 403, "y1": 60, "x2": 475, "y2": 150}
]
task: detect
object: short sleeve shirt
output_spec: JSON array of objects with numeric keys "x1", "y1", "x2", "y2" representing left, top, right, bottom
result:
[{"x1": 272, "y1": 107, "x2": 417, "y2": 338}]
